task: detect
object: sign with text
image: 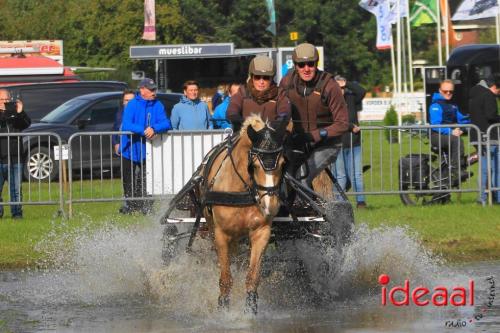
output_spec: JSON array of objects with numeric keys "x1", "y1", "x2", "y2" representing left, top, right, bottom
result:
[
  {"x1": 130, "y1": 43, "x2": 234, "y2": 59},
  {"x1": 0, "y1": 40, "x2": 64, "y2": 64},
  {"x1": 53, "y1": 144, "x2": 69, "y2": 161}
]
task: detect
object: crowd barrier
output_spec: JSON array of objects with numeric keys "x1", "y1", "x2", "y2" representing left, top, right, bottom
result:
[
  {"x1": 0, "y1": 132, "x2": 64, "y2": 217},
  {"x1": 2, "y1": 124, "x2": 499, "y2": 219}
]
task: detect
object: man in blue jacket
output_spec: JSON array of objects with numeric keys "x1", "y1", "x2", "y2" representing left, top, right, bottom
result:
[
  {"x1": 170, "y1": 80, "x2": 212, "y2": 130},
  {"x1": 120, "y1": 78, "x2": 172, "y2": 214},
  {"x1": 429, "y1": 79, "x2": 470, "y2": 182}
]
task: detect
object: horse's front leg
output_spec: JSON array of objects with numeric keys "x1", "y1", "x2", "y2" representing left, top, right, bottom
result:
[
  {"x1": 214, "y1": 226, "x2": 233, "y2": 310},
  {"x1": 245, "y1": 224, "x2": 271, "y2": 315}
]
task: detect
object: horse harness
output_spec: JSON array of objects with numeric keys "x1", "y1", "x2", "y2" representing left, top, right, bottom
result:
[{"x1": 201, "y1": 133, "x2": 284, "y2": 209}]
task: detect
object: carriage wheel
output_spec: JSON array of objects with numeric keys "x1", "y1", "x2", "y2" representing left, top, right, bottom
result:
[
  {"x1": 320, "y1": 200, "x2": 355, "y2": 248},
  {"x1": 161, "y1": 224, "x2": 192, "y2": 265},
  {"x1": 301, "y1": 200, "x2": 354, "y2": 301}
]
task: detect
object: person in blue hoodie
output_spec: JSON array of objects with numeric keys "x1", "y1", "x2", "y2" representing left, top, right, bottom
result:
[
  {"x1": 429, "y1": 79, "x2": 470, "y2": 181},
  {"x1": 212, "y1": 83, "x2": 240, "y2": 129},
  {"x1": 120, "y1": 78, "x2": 172, "y2": 214},
  {"x1": 170, "y1": 80, "x2": 212, "y2": 130}
]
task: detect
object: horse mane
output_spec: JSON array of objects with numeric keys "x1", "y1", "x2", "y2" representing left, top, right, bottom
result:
[{"x1": 240, "y1": 114, "x2": 266, "y2": 138}]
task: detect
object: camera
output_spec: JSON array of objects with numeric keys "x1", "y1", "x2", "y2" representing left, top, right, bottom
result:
[{"x1": 3, "y1": 101, "x2": 17, "y2": 118}]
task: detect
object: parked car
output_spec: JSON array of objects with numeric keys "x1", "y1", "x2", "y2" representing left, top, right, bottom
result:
[
  {"x1": 2, "y1": 81, "x2": 128, "y2": 121},
  {"x1": 22, "y1": 91, "x2": 182, "y2": 181}
]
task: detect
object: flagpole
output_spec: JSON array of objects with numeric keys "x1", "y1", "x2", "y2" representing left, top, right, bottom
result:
[
  {"x1": 497, "y1": 0, "x2": 500, "y2": 44},
  {"x1": 443, "y1": 0, "x2": 450, "y2": 61},
  {"x1": 437, "y1": 0, "x2": 443, "y2": 66},
  {"x1": 396, "y1": 0, "x2": 403, "y2": 143},
  {"x1": 406, "y1": 1, "x2": 414, "y2": 92}
]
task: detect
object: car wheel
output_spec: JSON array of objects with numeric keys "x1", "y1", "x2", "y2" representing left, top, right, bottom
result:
[{"x1": 24, "y1": 146, "x2": 59, "y2": 181}]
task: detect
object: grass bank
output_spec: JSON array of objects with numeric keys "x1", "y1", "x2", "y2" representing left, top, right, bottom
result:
[{"x1": 0, "y1": 192, "x2": 499, "y2": 269}]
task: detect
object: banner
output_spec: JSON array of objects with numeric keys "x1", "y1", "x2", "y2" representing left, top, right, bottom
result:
[
  {"x1": 410, "y1": 0, "x2": 438, "y2": 27},
  {"x1": 359, "y1": 0, "x2": 393, "y2": 50},
  {"x1": 265, "y1": 0, "x2": 277, "y2": 36},
  {"x1": 452, "y1": 0, "x2": 499, "y2": 21},
  {"x1": 388, "y1": 0, "x2": 410, "y2": 23},
  {"x1": 142, "y1": 0, "x2": 156, "y2": 41}
]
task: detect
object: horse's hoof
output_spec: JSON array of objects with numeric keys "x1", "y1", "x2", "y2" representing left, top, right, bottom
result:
[
  {"x1": 218, "y1": 295, "x2": 230, "y2": 310},
  {"x1": 244, "y1": 291, "x2": 258, "y2": 315}
]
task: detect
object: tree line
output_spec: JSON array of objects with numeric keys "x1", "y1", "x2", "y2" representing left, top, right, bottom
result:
[{"x1": 0, "y1": 0, "x2": 493, "y2": 90}]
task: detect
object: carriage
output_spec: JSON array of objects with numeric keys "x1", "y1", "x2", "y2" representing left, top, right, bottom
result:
[{"x1": 158, "y1": 115, "x2": 355, "y2": 313}]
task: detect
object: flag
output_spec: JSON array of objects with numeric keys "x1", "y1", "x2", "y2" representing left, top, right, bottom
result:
[
  {"x1": 410, "y1": 0, "x2": 438, "y2": 27},
  {"x1": 142, "y1": 0, "x2": 156, "y2": 41},
  {"x1": 265, "y1": 0, "x2": 277, "y2": 36},
  {"x1": 452, "y1": 0, "x2": 499, "y2": 21},
  {"x1": 359, "y1": 0, "x2": 393, "y2": 50},
  {"x1": 388, "y1": 0, "x2": 410, "y2": 24}
]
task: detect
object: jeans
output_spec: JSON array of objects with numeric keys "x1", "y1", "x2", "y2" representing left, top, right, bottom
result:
[
  {"x1": 332, "y1": 146, "x2": 366, "y2": 203},
  {"x1": 430, "y1": 132, "x2": 464, "y2": 170},
  {"x1": 295, "y1": 141, "x2": 341, "y2": 189},
  {"x1": 0, "y1": 163, "x2": 23, "y2": 217},
  {"x1": 480, "y1": 145, "x2": 500, "y2": 204},
  {"x1": 122, "y1": 158, "x2": 152, "y2": 212}
]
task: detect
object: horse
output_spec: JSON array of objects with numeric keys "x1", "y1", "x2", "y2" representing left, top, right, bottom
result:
[{"x1": 200, "y1": 114, "x2": 291, "y2": 314}]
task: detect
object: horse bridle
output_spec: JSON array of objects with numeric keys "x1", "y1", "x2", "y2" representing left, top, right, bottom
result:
[{"x1": 247, "y1": 145, "x2": 284, "y2": 199}]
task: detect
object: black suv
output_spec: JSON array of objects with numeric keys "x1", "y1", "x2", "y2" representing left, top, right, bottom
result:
[
  {"x1": 2, "y1": 81, "x2": 128, "y2": 121},
  {"x1": 23, "y1": 91, "x2": 182, "y2": 181}
]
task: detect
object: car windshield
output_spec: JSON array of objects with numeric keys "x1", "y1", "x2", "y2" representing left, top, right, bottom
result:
[{"x1": 40, "y1": 98, "x2": 89, "y2": 123}]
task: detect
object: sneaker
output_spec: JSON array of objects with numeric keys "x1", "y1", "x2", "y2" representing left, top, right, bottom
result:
[
  {"x1": 119, "y1": 206, "x2": 132, "y2": 215},
  {"x1": 12, "y1": 215, "x2": 23, "y2": 220},
  {"x1": 467, "y1": 153, "x2": 479, "y2": 165},
  {"x1": 356, "y1": 201, "x2": 367, "y2": 209}
]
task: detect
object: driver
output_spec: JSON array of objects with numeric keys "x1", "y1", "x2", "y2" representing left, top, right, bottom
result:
[
  {"x1": 279, "y1": 43, "x2": 349, "y2": 188},
  {"x1": 227, "y1": 55, "x2": 291, "y2": 132}
]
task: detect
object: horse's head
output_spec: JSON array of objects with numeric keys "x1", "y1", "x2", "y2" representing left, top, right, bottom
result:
[{"x1": 241, "y1": 114, "x2": 291, "y2": 200}]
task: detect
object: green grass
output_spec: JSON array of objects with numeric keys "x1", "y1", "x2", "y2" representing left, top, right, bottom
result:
[{"x1": 0, "y1": 201, "x2": 150, "y2": 269}]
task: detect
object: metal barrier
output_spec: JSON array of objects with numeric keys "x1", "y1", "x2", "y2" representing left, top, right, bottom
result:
[
  {"x1": 0, "y1": 132, "x2": 64, "y2": 216},
  {"x1": 485, "y1": 124, "x2": 500, "y2": 205},
  {"x1": 64, "y1": 125, "x2": 500, "y2": 217},
  {"x1": 338, "y1": 124, "x2": 482, "y2": 203},
  {"x1": 66, "y1": 130, "x2": 228, "y2": 217}
]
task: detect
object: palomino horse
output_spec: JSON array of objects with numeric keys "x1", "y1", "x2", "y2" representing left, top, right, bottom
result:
[{"x1": 201, "y1": 114, "x2": 291, "y2": 314}]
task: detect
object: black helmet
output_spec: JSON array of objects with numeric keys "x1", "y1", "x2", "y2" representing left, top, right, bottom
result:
[
  {"x1": 292, "y1": 43, "x2": 319, "y2": 63},
  {"x1": 249, "y1": 55, "x2": 275, "y2": 76}
]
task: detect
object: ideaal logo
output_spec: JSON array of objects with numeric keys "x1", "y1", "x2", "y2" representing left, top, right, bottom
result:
[
  {"x1": 378, "y1": 274, "x2": 496, "y2": 328},
  {"x1": 378, "y1": 274, "x2": 474, "y2": 306}
]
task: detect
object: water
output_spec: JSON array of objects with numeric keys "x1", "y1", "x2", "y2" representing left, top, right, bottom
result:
[{"x1": 0, "y1": 219, "x2": 499, "y2": 333}]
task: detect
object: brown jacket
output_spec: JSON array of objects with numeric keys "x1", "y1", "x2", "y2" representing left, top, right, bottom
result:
[
  {"x1": 226, "y1": 85, "x2": 291, "y2": 125},
  {"x1": 279, "y1": 70, "x2": 348, "y2": 142}
]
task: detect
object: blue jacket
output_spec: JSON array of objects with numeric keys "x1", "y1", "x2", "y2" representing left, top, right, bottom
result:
[
  {"x1": 120, "y1": 93, "x2": 172, "y2": 162},
  {"x1": 212, "y1": 97, "x2": 231, "y2": 129},
  {"x1": 112, "y1": 106, "x2": 124, "y2": 146},
  {"x1": 170, "y1": 96, "x2": 212, "y2": 130},
  {"x1": 429, "y1": 93, "x2": 470, "y2": 135}
]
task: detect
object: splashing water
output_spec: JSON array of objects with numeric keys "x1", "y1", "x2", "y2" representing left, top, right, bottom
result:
[{"x1": 28, "y1": 219, "x2": 449, "y2": 311}]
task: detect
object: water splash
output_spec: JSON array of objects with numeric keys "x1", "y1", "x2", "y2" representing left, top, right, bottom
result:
[{"x1": 28, "y1": 220, "x2": 447, "y2": 310}]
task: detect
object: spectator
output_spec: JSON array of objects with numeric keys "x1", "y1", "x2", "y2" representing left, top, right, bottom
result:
[
  {"x1": 171, "y1": 80, "x2": 212, "y2": 130},
  {"x1": 212, "y1": 83, "x2": 240, "y2": 129},
  {"x1": 120, "y1": 78, "x2": 172, "y2": 214},
  {"x1": 429, "y1": 79, "x2": 470, "y2": 183},
  {"x1": 112, "y1": 89, "x2": 135, "y2": 214},
  {"x1": 468, "y1": 75, "x2": 500, "y2": 204},
  {"x1": 279, "y1": 43, "x2": 348, "y2": 189},
  {"x1": 227, "y1": 55, "x2": 290, "y2": 132},
  {"x1": 112, "y1": 89, "x2": 135, "y2": 155},
  {"x1": 332, "y1": 75, "x2": 367, "y2": 208},
  {"x1": 0, "y1": 89, "x2": 31, "y2": 219},
  {"x1": 211, "y1": 84, "x2": 227, "y2": 110}
]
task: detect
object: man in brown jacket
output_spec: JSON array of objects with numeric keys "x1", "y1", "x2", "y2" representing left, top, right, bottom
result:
[{"x1": 279, "y1": 43, "x2": 349, "y2": 188}]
